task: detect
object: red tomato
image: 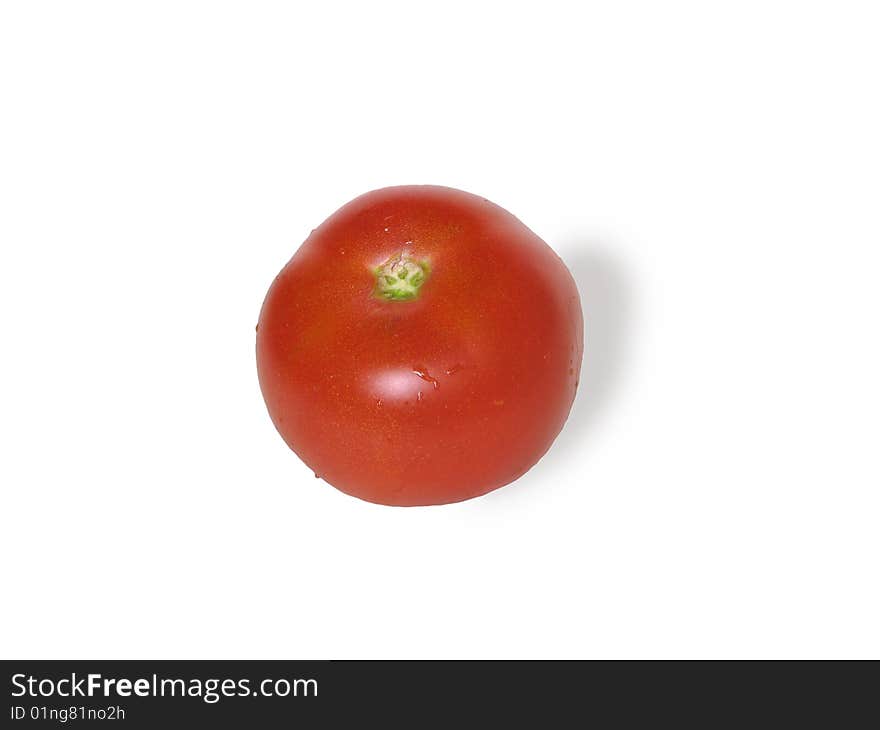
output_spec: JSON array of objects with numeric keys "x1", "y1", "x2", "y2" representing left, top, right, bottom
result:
[{"x1": 257, "y1": 186, "x2": 583, "y2": 506}]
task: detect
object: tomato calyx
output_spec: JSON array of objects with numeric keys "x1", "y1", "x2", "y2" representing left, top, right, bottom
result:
[{"x1": 374, "y1": 252, "x2": 430, "y2": 301}]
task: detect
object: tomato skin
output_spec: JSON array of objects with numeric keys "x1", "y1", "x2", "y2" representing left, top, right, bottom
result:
[{"x1": 257, "y1": 186, "x2": 583, "y2": 506}]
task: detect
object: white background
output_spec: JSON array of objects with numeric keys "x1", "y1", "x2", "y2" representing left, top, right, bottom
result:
[{"x1": 1, "y1": 1, "x2": 878, "y2": 659}]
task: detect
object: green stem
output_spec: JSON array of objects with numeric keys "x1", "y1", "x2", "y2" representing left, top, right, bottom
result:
[{"x1": 374, "y1": 253, "x2": 430, "y2": 301}]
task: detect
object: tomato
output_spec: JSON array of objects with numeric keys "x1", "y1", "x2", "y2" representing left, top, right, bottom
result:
[{"x1": 256, "y1": 186, "x2": 583, "y2": 506}]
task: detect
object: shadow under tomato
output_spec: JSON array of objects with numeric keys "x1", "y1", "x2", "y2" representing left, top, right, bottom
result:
[{"x1": 479, "y1": 237, "x2": 635, "y2": 504}]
